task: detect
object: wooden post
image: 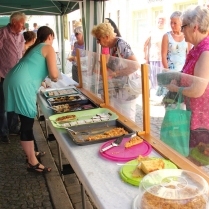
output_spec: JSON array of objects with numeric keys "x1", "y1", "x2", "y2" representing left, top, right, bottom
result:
[
  {"x1": 76, "y1": 48, "x2": 83, "y2": 88},
  {"x1": 100, "y1": 54, "x2": 109, "y2": 106},
  {"x1": 141, "y1": 64, "x2": 150, "y2": 134}
]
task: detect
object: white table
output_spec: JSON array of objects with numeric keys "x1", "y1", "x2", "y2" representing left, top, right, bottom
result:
[{"x1": 37, "y1": 77, "x2": 162, "y2": 209}]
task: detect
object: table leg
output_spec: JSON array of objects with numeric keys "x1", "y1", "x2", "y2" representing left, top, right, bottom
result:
[
  {"x1": 57, "y1": 141, "x2": 64, "y2": 181},
  {"x1": 81, "y1": 184, "x2": 86, "y2": 209}
]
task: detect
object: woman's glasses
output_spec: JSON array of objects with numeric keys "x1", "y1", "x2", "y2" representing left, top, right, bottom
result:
[{"x1": 181, "y1": 24, "x2": 188, "y2": 31}]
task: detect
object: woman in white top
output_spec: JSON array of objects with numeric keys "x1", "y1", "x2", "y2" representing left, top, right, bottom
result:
[{"x1": 161, "y1": 11, "x2": 191, "y2": 71}]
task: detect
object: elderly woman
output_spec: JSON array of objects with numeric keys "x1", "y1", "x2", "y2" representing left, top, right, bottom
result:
[
  {"x1": 68, "y1": 26, "x2": 84, "y2": 83},
  {"x1": 91, "y1": 23, "x2": 140, "y2": 121},
  {"x1": 167, "y1": 5, "x2": 209, "y2": 147},
  {"x1": 161, "y1": 11, "x2": 190, "y2": 72}
]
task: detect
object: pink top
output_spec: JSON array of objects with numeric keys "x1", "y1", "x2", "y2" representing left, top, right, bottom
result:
[
  {"x1": 181, "y1": 36, "x2": 209, "y2": 130},
  {"x1": 0, "y1": 24, "x2": 25, "y2": 78},
  {"x1": 102, "y1": 47, "x2": 109, "y2": 55}
]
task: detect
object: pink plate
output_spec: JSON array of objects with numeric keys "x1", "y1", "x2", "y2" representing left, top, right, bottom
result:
[{"x1": 99, "y1": 137, "x2": 152, "y2": 162}]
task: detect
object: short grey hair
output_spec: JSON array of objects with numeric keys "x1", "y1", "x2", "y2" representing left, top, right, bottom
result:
[
  {"x1": 10, "y1": 12, "x2": 26, "y2": 23},
  {"x1": 182, "y1": 5, "x2": 209, "y2": 34},
  {"x1": 170, "y1": 11, "x2": 182, "y2": 19},
  {"x1": 74, "y1": 26, "x2": 83, "y2": 34}
]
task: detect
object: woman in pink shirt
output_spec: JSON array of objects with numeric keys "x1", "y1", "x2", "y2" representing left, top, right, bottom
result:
[{"x1": 167, "y1": 5, "x2": 209, "y2": 147}]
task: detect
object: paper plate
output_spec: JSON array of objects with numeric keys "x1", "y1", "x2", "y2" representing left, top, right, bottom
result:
[
  {"x1": 120, "y1": 158, "x2": 177, "y2": 186},
  {"x1": 99, "y1": 137, "x2": 152, "y2": 162}
]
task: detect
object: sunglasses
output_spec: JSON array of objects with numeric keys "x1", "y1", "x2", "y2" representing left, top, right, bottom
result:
[
  {"x1": 75, "y1": 33, "x2": 80, "y2": 36},
  {"x1": 181, "y1": 24, "x2": 188, "y2": 31},
  {"x1": 96, "y1": 38, "x2": 101, "y2": 42}
]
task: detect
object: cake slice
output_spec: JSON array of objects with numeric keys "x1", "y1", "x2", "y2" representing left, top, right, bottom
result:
[
  {"x1": 125, "y1": 136, "x2": 143, "y2": 148},
  {"x1": 141, "y1": 159, "x2": 164, "y2": 174}
]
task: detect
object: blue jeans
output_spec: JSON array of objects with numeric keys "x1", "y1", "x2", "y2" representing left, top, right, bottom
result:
[{"x1": 0, "y1": 78, "x2": 19, "y2": 136}]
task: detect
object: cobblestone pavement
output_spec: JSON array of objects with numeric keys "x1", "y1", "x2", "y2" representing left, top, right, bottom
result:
[{"x1": 0, "y1": 134, "x2": 53, "y2": 209}]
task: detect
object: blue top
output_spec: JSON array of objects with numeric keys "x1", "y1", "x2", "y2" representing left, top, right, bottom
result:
[
  {"x1": 3, "y1": 43, "x2": 48, "y2": 118},
  {"x1": 167, "y1": 32, "x2": 187, "y2": 71}
]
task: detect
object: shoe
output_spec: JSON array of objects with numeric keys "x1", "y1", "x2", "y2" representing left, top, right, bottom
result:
[
  {"x1": 27, "y1": 163, "x2": 51, "y2": 173},
  {"x1": 25, "y1": 151, "x2": 46, "y2": 163},
  {"x1": 9, "y1": 128, "x2": 20, "y2": 136},
  {"x1": 1, "y1": 135, "x2": 10, "y2": 144}
]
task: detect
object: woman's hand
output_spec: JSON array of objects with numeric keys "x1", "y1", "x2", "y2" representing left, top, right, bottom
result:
[{"x1": 68, "y1": 56, "x2": 76, "y2": 62}]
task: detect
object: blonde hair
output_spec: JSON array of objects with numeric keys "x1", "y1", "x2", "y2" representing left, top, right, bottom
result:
[
  {"x1": 91, "y1": 23, "x2": 116, "y2": 38},
  {"x1": 10, "y1": 12, "x2": 26, "y2": 23}
]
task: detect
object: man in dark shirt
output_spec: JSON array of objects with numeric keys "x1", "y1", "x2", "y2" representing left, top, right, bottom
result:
[{"x1": 0, "y1": 12, "x2": 26, "y2": 143}]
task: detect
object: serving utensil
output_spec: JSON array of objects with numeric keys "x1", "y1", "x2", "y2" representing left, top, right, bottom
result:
[
  {"x1": 100, "y1": 134, "x2": 125, "y2": 152},
  {"x1": 47, "y1": 106, "x2": 61, "y2": 113},
  {"x1": 65, "y1": 128, "x2": 89, "y2": 135}
]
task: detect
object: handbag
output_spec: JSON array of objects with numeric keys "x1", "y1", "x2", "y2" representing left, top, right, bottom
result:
[
  {"x1": 160, "y1": 87, "x2": 191, "y2": 156},
  {"x1": 116, "y1": 47, "x2": 142, "y2": 96}
]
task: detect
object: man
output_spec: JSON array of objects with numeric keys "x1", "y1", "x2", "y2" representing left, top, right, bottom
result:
[
  {"x1": 33, "y1": 22, "x2": 38, "y2": 34},
  {"x1": 0, "y1": 12, "x2": 26, "y2": 143},
  {"x1": 144, "y1": 14, "x2": 166, "y2": 91}
]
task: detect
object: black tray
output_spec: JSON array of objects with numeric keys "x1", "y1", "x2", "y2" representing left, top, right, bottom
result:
[
  {"x1": 66, "y1": 120, "x2": 135, "y2": 145},
  {"x1": 50, "y1": 99, "x2": 99, "y2": 113},
  {"x1": 47, "y1": 94, "x2": 88, "y2": 106}
]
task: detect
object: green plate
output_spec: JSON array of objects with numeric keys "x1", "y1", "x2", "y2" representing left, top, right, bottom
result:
[
  {"x1": 120, "y1": 158, "x2": 177, "y2": 186},
  {"x1": 190, "y1": 147, "x2": 209, "y2": 165},
  {"x1": 49, "y1": 107, "x2": 118, "y2": 128}
]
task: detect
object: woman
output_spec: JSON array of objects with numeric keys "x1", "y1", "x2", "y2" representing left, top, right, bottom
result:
[
  {"x1": 161, "y1": 11, "x2": 190, "y2": 72},
  {"x1": 3, "y1": 26, "x2": 59, "y2": 173},
  {"x1": 23, "y1": 31, "x2": 36, "y2": 53},
  {"x1": 68, "y1": 26, "x2": 85, "y2": 83},
  {"x1": 102, "y1": 18, "x2": 121, "y2": 55},
  {"x1": 91, "y1": 23, "x2": 140, "y2": 121},
  {"x1": 160, "y1": 11, "x2": 191, "y2": 106},
  {"x1": 144, "y1": 14, "x2": 166, "y2": 90},
  {"x1": 166, "y1": 5, "x2": 209, "y2": 147}
]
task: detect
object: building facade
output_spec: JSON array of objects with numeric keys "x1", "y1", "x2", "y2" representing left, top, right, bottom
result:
[{"x1": 105, "y1": 0, "x2": 206, "y2": 62}]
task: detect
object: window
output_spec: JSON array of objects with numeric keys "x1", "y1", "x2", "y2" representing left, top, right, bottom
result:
[
  {"x1": 174, "y1": 1, "x2": 198, "y2": 12},
  {"x1": 152, "y1": 7, "x2": 163, "y2": 25},
  {"x1": 132, "y1": 10, "x2": 148, "y2": 44}
]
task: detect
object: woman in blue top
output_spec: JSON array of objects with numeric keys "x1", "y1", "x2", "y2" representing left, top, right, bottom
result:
[
  {"x1": 3, "y1": 26, "x2": 59, "y2": 173},
  {"x1": 161, "y1": 11, "x2": 191, "y2": 71}
]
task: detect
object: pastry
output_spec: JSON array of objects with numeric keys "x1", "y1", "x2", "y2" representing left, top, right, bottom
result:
[{"x1": 125, "y1": 136, "x2": 143, "y2": 148}]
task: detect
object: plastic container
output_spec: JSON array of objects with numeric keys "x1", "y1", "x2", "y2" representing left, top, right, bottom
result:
[{"x1": 132, "y1": 169, "x2": 209, "y2": 209}]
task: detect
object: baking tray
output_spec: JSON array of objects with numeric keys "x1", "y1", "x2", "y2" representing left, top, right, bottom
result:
[
  {"x1": 66, "y1": 120, "x2": 135, "y2": 145},
  {"x1": 49, "y1": 99, "x2": 99, "y2": 113},
  {"x1": 49, "y1": 108, "x2": 118, "y2": 128},
  {"x1": 47, "y1": 94, "x2": 88, "y2": 106},
  {"x1": 42, "y1": 86, "x2": 79, "y2": 98}
]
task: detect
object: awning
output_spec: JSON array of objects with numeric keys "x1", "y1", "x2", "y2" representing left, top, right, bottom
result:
[{"x1": 0, "y1": 0, "x2": 81, "y2": 15}]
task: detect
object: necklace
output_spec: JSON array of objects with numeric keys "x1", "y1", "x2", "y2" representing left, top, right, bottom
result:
[{"x1": 171, "y1": 31, "x2": 182, "y2": 36}]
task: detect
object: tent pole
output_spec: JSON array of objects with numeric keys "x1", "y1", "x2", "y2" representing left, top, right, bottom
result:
[{"x1": 60, "y1": 15, "x2": 65, "y2": 73}]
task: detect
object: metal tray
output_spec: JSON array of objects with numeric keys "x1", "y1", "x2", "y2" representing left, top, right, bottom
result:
[
  {"x1": 66, "y1": 120, "x2": 135, "y2": 145},
  {"x1": 50, "y1": 99, "x2": 99, "y2": 113},
  {"x1": 42, "y1": 86, "x2": 79, "y2": 98},
  {"x1": 49, "y1": 108, "x2": 118, "y2": 128},
  {"x1": 47, "y1": 94, "x2": 88, "y2": 106}
]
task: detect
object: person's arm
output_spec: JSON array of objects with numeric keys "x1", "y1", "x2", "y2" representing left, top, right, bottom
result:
[
  {"x1": 42, "y1": 45, "x2": 59, "y2": 82},
  {"x1": 143, "y1": 36, "x2": 151, "y2": 63},
  {"x1": 68, "y1": 42, "x2": 77, "y2": 62},
  {"x1": 167, "y1": 51, "x2": 209, "y2": 98},
  {"x1": 161, "y1": 33, "x2": 169, "y2": 69}
]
